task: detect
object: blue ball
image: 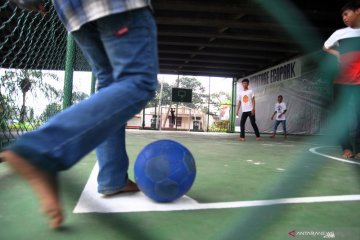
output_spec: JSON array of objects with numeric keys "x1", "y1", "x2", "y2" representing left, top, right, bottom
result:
[{"x1": 134, "y1": 139, "x2": 196, "y2": 202}]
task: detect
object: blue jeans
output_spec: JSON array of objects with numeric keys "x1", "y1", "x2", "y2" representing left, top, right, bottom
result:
[
  {"x1": 8, "y1": 8, "x2": 158, "y2": 194},
  {"x1": 273, "y1": 120, "x2": 287, "y2": 134}
]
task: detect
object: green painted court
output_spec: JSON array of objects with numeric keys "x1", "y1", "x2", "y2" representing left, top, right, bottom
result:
[{"x1": 1, "y1": 130, "x2": 359, "y2": 240}]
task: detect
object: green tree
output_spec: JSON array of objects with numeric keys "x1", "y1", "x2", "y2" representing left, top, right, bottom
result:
[
  {"x1": 27, "y1": 107, "x2": 35, "y2": 122},
  {"x1": 72, "y1": 91, "x2": 89, "y2": 104},
  {"x1": 40, "y1": 103, "x2": 62, "y2": 120},
  {"x1": 177, "y1": 77, "x2": 206, "y2": 110},
  {"x1": 0, "y1": 69, "x2": 61, "y2": 122},
  {"x1": 52, "y1": 88, "x2": 89, "y2": 106},
  {"x1": 148, "y1": 77, "x2": 207, "y2": 111},
  {"x1": 0, "y1": 95, "x2": 13, "y2": 129},
  {"x1": 147, "y1": 81, "x2": 172, "y2": 108},
  {"x1": 19, "y1": 77, "x2": 31, "y2": 122},
  {"x1": 39, "y1": 91, "x2": 88, "y2": 121},
  {"x1": 210, "y1": 91, "x2": 231, "y2": 113}
]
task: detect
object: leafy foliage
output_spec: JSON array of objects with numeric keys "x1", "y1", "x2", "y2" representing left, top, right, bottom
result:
[
  {"x1": 148, "y1": 77, "x2": 207, "y2": 110},
  {"x1": 72, "y1": 91, "x2": 89, "y2": 104},
  {"x1": 209, "y1": 120, "x2": 230, "y2": 132},
  {"x1": 210, "y1": 91, "x2": 231, "y2": 112},
  {"x1": 148, "y1": 77, "x2": 231, "y2": 117},
  {"x1": 40, "y1": 102, "x2": 62, "y2": 120},
  {"x1": 0, "y1": 69, "x2": 61, "y2": 122}
]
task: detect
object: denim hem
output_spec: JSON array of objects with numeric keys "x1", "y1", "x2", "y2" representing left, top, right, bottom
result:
[
  {"x1": 6, "y1": 144, "x2": 60, "y2": 174},
  {"x1": 98, "y1": 182, "x2": 128, "y2": 194}
]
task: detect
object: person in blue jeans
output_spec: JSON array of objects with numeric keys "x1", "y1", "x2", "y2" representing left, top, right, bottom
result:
[{"x1": 0, "y1": 0, "x2": 157, "y2": 229}]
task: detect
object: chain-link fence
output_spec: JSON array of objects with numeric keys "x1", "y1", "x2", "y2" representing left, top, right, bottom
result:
[
  {"x1": 1, "y1": 1, "x2": 65, "y2": 149},
  {"x1": 0, "y1": 1, "x2": 233, "y2": 151}
]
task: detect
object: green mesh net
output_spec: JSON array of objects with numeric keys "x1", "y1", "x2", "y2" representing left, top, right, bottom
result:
[
  {"x1": 0, "y1": 1, "x2": 66, "y2": 70},
  {"x1": 0, "y1": 0, "x2": 92, "y2": 149},
  {"x1": 0, "y1": 0, "x2": 231, "y2": 151}
]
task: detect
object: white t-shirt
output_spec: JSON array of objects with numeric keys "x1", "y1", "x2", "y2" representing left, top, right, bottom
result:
[
  {"x1": 323, "y1": 27, "x2": 360, "y2": 49},
  {"x1": 324, "y1": 27, "x2": 360, "y2": 85},
  {"x1": 275, "y1": 102, "x2": 286, "y2": 121},
  {"x1": 239, "y1": 89, "x2": 254, "y2": 112}
]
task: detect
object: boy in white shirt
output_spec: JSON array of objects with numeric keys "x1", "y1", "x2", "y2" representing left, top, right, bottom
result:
[
  {"x1": 270, "y1": 95, "x2": 287, "y2": 139},
  {"x1": 323, "y1": 1, "x2": 360, "y2": 160},
  {"x1": 236, "y1": 79, "x2": 261, "y2": 141}
]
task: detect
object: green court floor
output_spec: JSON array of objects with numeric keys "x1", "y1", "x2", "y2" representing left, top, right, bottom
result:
[{"x1": 1, "y1": 130, "x2": 359, "y2": 240}]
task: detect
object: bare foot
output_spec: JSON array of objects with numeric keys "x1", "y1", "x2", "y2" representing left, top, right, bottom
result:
[
  {"x1": 355, "y1": 153, "x2": 360, "y2": 161},
  {"x1": 342, "y1": 149, "x2": 353, "y2": 159},
  {"x1": 256, "y1": 137, "x2": 261, "y2": 141},
  {"x1": 237, "y1": 137, "x2": 245, "y2": 141},
  {"x1": 102, "y1": 179, "x2": 139, "y2": 196},
  {"x1": 0, "y1": 151, "x2": 63, "y2": 229}
]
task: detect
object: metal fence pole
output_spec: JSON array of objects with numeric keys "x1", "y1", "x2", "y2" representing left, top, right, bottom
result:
[
  {"x1": 175, "y1": 75, "x2": 179, "y2": 131},
  {"x1": 63, "y1": 33, "x2": 75, "y2": 109},
  {"x1": 142, "y1": 108, "x2": 145, "y2": 129},
  {"x1": 91, "y1": 73, "x2": 96, "y2": 95},
  {"x1": 229, "y1": 77, "x2": 238, "y2": 133},
  {"x1": 207, "y1": 76, "x2": 211, "y2": 132}
]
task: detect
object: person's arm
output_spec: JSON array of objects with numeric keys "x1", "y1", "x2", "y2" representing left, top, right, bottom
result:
[
  {"x1": 322, "y1": 47, "x2": 340, "y2": 60},
  {"x1": 236, "y1": 100, "x2": 241, "y2": 116},
  {"x1": 279, "y1": 109, "x2": 287, "y2": 118},
  {"x1": 271, "y1": 111, "x2": 276, "y2": 120},
  {"x1": 9, "y1": 0, "x2": 46, "y2": 15},
  {"x1": 251, "y1": 97, "x2": 255, "y2": 115}
]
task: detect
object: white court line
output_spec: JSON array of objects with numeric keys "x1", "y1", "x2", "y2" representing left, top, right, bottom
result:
[
  {"x1": 73, "y1": 163, "x2": 360, "y2": 213},
  {"x1": 309, "y1": 146, "x2": 360, "y2": 166}
]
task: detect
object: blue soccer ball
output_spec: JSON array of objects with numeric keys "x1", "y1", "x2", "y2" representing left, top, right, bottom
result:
[{"x1": 134, "y1": 139, "x2": 196, "y2": 202}]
